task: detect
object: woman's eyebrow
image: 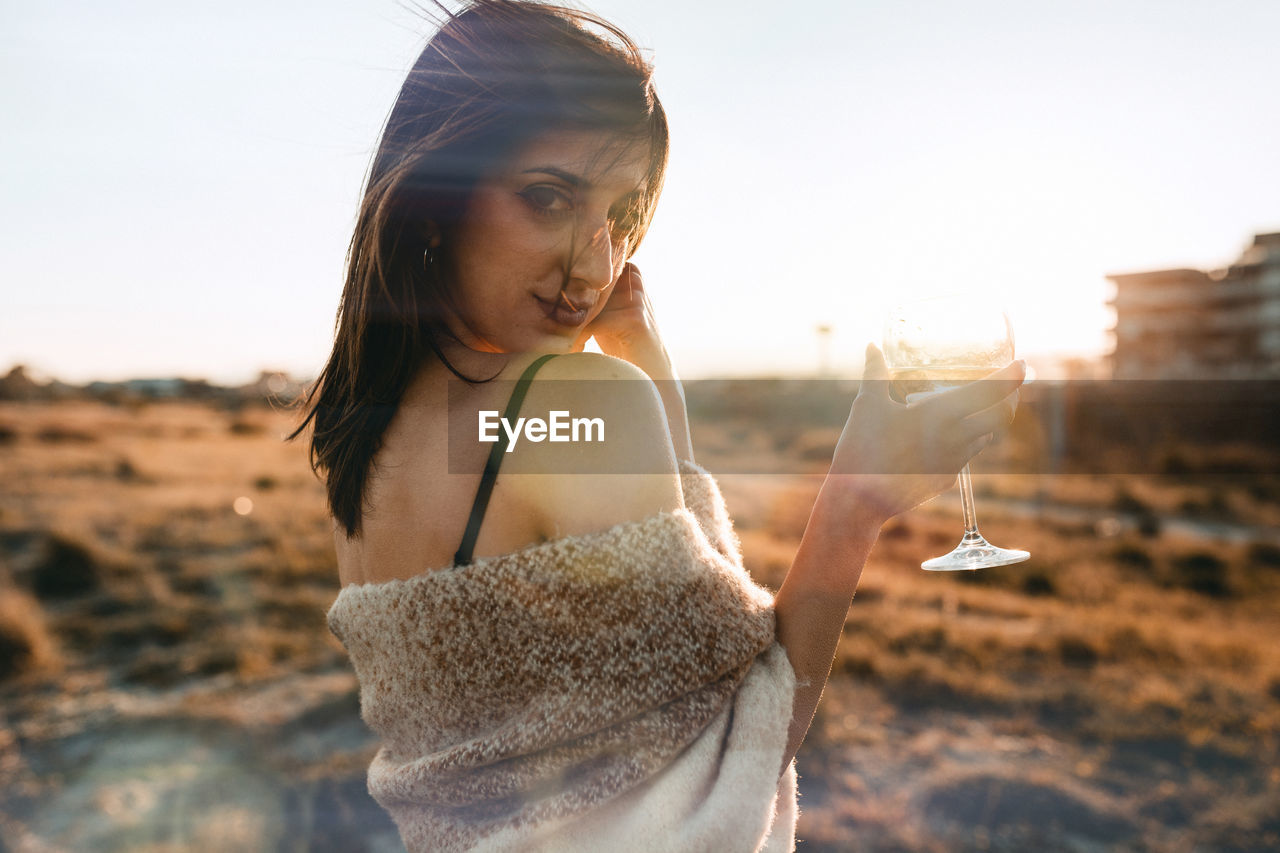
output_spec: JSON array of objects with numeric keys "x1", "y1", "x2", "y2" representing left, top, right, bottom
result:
[
  {"x1": 521, "y1": 166, "x2": 647, "y2": 199},
  {"x1": 521, "y1": 166, "x2": 583, "y2": 187}
]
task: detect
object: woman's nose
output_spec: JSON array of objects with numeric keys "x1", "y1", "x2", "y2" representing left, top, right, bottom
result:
[{"x1": 566, "y1": 222, "x2": 615, "y2": 292}]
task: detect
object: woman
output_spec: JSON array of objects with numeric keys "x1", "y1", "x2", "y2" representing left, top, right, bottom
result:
[{"x1": 293, "y1": 2, "x2": 1024, "y2": 850}]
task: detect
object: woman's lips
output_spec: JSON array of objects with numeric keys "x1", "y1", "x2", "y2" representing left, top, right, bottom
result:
[{"x1": 536, "y1": 293, "x2": 589, "y2": 328}]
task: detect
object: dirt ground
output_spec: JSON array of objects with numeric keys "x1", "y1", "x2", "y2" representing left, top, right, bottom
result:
[{"x1": 2, "y1": 398, "x2": 1278, "y2": 851}]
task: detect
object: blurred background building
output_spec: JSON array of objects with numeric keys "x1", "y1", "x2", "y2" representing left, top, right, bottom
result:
[{"x1": 1108, "y1": 232, "x2": 1280, "y2": 378}]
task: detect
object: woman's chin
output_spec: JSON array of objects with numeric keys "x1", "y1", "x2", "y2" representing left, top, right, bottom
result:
[{"x1": 442, "y1": 323, "x2": 580, "y2": 358}]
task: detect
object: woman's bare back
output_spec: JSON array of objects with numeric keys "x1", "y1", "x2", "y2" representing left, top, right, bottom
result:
[{"x1": 334, "y1": 353, "x2": 552, "y2": 587}]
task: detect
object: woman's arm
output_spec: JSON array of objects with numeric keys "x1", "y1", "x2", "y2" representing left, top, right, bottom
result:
[
  {"x1": 773, "y1": 478, "x2": 882, "y2": 771},
  {"x1": 774, "y1": 345, "x2": 1025, "y2": 770},
  {"x1": 578, "y1": 265, "x2": 1025, "y2": 773}
]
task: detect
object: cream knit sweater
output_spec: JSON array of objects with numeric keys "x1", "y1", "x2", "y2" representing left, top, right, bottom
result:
[{"x1": 328, "y1": 460, "x2": 799, "y2": 852}]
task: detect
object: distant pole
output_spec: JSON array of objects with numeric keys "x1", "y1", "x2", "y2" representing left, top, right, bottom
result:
[{"x1": 815, "y1": 325, "x2": 832, "y2": 377}]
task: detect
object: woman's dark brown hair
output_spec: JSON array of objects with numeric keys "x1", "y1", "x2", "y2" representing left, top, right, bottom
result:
[{"x1": 289, "y1": 0, "x2": 669, "y2": 538}]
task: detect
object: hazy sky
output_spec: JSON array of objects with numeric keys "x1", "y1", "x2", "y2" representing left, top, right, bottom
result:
[{"x1": 4, "y1": 0, "x2": 1278, "y2": 382}]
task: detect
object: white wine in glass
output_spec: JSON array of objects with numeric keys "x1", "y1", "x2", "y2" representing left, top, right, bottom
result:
[{"x1": 883, "y1": 296, "x2": 1030, "y2": 571}]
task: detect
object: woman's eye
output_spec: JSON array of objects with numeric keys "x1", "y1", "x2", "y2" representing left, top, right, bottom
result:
[{"x1": 519, "y1": 186, "x2": 572, "y2": 215}]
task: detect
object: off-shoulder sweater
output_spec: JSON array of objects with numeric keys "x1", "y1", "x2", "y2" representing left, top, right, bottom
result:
[{"x1": 327, "y1": 459, "x2": 799, "y2": 852}]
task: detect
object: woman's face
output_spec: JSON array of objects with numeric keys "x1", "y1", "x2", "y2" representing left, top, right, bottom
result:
[{"x1": 439, "y1": 128, "x2": 651, "y2": 354}]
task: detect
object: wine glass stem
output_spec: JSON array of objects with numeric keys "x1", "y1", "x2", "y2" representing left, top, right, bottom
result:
[{"x1": 958, "y1": 463, "x2": 983, "y2": 544}]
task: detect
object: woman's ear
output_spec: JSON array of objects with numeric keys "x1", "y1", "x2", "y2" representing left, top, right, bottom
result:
[{"x1": 424, "y1": 221, "x2": 443, "y2": 249}]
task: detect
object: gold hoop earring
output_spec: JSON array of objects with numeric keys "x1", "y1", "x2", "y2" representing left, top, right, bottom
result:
[{"x1": 423, "y1": 246, "x2": 435, "y2": 273}]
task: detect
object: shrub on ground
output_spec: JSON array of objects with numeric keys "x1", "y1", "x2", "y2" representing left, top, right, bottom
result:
[
  {"x1": 31, "y1": 534, "x2": 103, "y2": 600},
  {"x1": 1171, "y1": 551, "x2": 1232, "y2": 598},
  {"x1": 1246, "y1": 542, "x2": 1280, "y2": 569}
]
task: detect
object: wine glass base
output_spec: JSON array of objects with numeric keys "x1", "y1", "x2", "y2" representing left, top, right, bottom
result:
[{"x1": 921, "y1": 539, "x2": 1030, "y2": 571}]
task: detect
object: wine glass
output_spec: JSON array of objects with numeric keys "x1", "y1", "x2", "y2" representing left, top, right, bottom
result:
[{"x1": 882, "y1": 296, "x2": 1030, "y2": 571}]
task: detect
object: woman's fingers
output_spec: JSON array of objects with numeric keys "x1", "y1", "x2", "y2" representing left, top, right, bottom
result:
[
  {"x1": 584, "y1": 262, "x2": 676, "y2": 365},
  {"x1": 596, "y1": 263, "x2": 644, "y2": 314},
  {"x1": 894, "y1": 362, "x2": 1022, "y2": 463},
  {"x1": 956, "y1": 389, "x2": 1019, "y2": 439},
  {"x1": 920, "y1": 360, "x2": 1025, "y2": 422},
  {"x1": 592, "y1": 265, "x2": 646, "y2": 321},
  {"x1": 831, "y1": 346, "x2": 1024, "y2": 520},
  {"x1": 619, "y1": 262, "x2": 643, "y2": 300}
]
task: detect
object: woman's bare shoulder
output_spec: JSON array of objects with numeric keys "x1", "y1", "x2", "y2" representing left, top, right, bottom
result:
[
  {"x1": 535, "y1": 350, "x2": 655, "y2": 381},
  {"x1": 500, "y1": 351, "x2": 684, "y2": 540},
  {"x1": 513, "y1": 352, "x2": 671, "y2": 456},
  {"x1": 511, "y1": 351, "x2": 674, "y2": 464}
]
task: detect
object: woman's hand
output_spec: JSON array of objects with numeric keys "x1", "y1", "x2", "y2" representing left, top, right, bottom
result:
[
  {"x1": 572, "y1": 263, "x2": 673, "y2": 378},
  {"x1": 826, "y1": 343, "x2": 1025, "y2": 524}
]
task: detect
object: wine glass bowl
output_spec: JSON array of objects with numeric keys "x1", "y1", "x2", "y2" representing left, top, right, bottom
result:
[
  {"x1": 882, "y1": 296, "x2": 1029, "y2": 571},
  {"x1": 884, "y1": 300, "x2": 1014, "y2": 377}
]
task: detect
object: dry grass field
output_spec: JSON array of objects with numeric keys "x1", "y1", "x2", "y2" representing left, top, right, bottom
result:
[{"x1": 2, "y1": 392, "x2": 1279, "y2": 851}]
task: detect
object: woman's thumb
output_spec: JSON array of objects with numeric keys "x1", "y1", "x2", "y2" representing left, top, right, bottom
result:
[
  {"x1": 858, "y1": 342, "x2": 891, "y2": 401},
  {"x1": 863, "y1": 342, "x2": 890, "y2": 380}
]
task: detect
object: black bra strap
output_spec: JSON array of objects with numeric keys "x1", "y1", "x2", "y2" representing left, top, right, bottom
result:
[{"x1": 453, "y1": 353, "x2": 559, "y2": 567}]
